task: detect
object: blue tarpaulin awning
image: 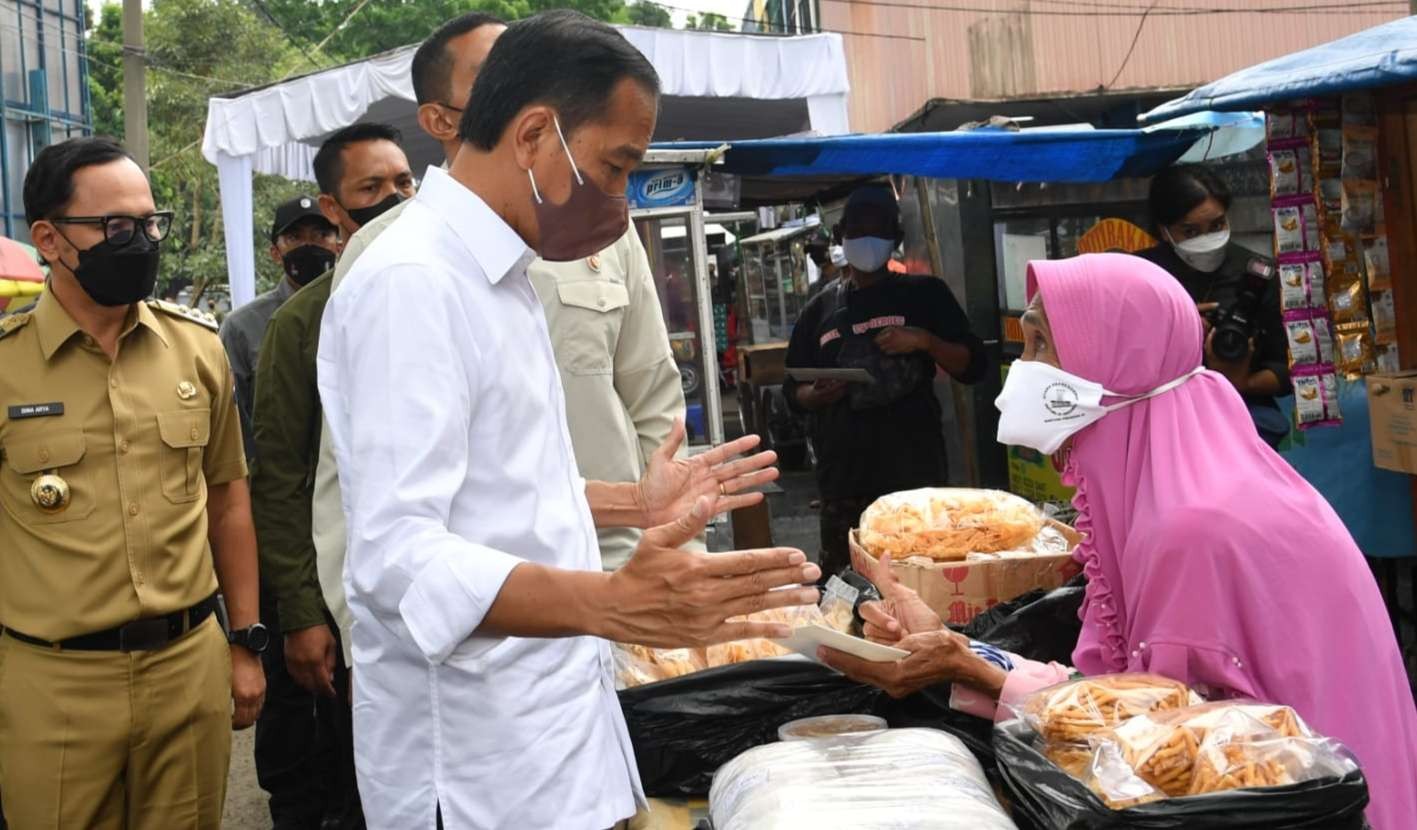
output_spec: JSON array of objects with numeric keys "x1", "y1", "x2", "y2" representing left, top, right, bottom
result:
[
  {"x1": 1141, "y1": 16, "x2": 1417, "y2": 124},
  {"x1": 655, "y1": 126, "x2": 1210, "y2": 186}
]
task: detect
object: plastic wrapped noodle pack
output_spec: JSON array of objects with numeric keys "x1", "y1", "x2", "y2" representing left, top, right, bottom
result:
[
  {"x1": 858, "y1": 487, "x2": 1045, "y2": 562},
  {"x1": 710, "y1": 728, "x2": 1017, "y2": 830},
  {"x1": 1086, "y1": 703, "x2": 1357, "y2": 809}
]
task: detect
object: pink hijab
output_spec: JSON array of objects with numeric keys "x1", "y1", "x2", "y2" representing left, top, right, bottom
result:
[{"x1": 1028, "y1": 253, "x2": 1417, "y2": 829}]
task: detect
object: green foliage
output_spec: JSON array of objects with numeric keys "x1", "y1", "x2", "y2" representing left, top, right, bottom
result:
[
  {"x1": 85, "y1": 0, "x2": 684, "y2": 298},
  {"x1": 684, "y1": 11, "x2": 734, "y2": 31}
]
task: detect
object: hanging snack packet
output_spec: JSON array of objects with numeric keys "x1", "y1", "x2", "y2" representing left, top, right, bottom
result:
[
  {"x1": 1342, "y1": 91, "x2": 1376, "y2": 126},
  {"x1": 1294, "y1": 374, "x2": 1326, "y2": 426},
  {"x1": 1372, "y1": 290, "x2": 1396, "y2": 345},
  {"x1": 1314, "y1": 127, "x2": 1343, "y2": 174},
  {"x1": 1285, "y1": 314, "x2": 1319, "y2": 367},
  {"x1": 1312, "y1": 316, "x2": 1335, "y2": 365},
  {"x1": 1377, "y1": 343, "x2": 1401, "y2": 374},
  {"x1": 1268, "y1": 148, "x2": 1301, "y2": 198},
  {"x1": 1340, "y1": 180, "x2": 1378, "y2": 234},
  {"x1": 1279, "y1": 263, "x2": 1309, "y2": 311},
  {"x1": 1328, "y1": 278, "x2": 1369, "y2": 325},
  {"x1": 1266, "y1": 111, "x2": 1296, "y2": 142},
  {"x1": 1364, "y1": 237, "x2": 1391, "y2": 292},
  {"x1": 1273, "y1": 199, "x2": 1319, "y2": 256},
  {"x1": 1341, "y1": 126, "x2": 1378, "y2": 180},
  {"x1": 1320, "y1": 372, "x2": 1342, "y2": 421},
  {"x1": 1317, "y1": 177, "x2": 1343, "y2": 219},
  {"x1": 1322, "y1": 229, "x2": 1362, "y2": 284},
  {"x1": 1334, "y1": 323, "x2": 1374, "y2": 378},
  {"x1": 1307, "y1": 261, "x2": 1329, "y2": 309}
]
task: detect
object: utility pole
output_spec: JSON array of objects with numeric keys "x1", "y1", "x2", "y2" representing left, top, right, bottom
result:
[{"x1": 122, "y1": 0, "x2": 149, "y2": 171}]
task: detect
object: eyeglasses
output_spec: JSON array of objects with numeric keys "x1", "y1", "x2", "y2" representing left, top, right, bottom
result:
[{"x1": 51, "y1": 211, "x2": 175, "y2": 246}]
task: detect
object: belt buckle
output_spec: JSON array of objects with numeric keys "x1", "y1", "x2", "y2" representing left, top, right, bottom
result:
[{"x1": 118, "y1": 618, "x2": 170, "y2": 652}]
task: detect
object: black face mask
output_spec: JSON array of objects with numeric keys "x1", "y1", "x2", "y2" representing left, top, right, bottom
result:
[
  {"x1": 62, "y1": 234, "x2": 160, "y2": 307},
  {"x1": 343, "y1": 192, "x2": 403, "y2": 228},
  {"x1": 281, "y1": 245, "x2": 336, "y2": 286}
]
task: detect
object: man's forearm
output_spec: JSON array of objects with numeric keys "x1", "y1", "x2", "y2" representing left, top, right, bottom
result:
[
  {"x1": 926, "y1": 334, "x2": 973, "y2": 377},
  {"x1": 478, "y1": 562, "x2": 612, "y2": 639},
  {"x1": 1244, "y1": 368, "x2": 1282, "y2": 397},
  {"x1": 209, "y1": 481, "x2": 261, "y2": 630},
  {"x1": 585, "y1": 480, "x2": 648, "y2": 529}
]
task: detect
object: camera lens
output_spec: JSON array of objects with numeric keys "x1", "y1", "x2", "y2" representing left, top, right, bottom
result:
[{"x1": 1213, "y1": 326, "x2": 1250, "y2": 363}]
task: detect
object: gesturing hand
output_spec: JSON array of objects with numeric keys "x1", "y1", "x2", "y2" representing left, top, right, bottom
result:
[
  {"x1": 604, "y1": 496, "x2": 821, "y2": 648},
  {"x1": 849, "y1": 546, "x2": 943, "y2": 644},
  {"x1": 637, "y1": 418, "x2": 780, "y2": 528}
]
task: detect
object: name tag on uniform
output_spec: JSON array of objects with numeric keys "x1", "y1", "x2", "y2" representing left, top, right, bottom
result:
[{"x1": 8, "y1": 402, "x2": 64, "y2": 419}]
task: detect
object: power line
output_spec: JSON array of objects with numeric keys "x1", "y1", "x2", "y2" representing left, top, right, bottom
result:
[
  {"x1": 1106, "y1": 0, "x2": 1158, "y2": 89},
  {"x1": 245, "y1": 0, "x2": 325, "y2": 69}
]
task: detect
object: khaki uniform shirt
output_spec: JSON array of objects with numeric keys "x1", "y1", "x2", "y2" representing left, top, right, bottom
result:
[
  {"x1": 0, "y1": 286, "x2": 247, "y2": 641},
  {"x1": 313, "y1": 205, "x2": 686, "y2": 661}
]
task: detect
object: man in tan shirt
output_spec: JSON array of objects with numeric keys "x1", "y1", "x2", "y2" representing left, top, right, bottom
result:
[
  {"x1": 310, "y1": 14, "x2": 686, "y2": 661},
  {"x1": 0, "y1": 137, "x2": 264, "y2": 829}
]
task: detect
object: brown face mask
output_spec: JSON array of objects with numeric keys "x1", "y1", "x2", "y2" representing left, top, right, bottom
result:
[{"x1": 528, "y1": 116, "x2": 629, "y2": 262}]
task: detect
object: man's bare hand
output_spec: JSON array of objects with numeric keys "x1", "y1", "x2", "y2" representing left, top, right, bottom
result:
[
  {"x1": 637, "y1": 419, "x2": 780, "y2": 527},
  {"x1": 602, "y1": 496, "x2": 820, "y2": 648},
  {"x1": 231, "y1": 647, "x2": 266, "y2": 730},
  {"x1": 285, "y1": 625, "x2": 337, "y2": 698}
]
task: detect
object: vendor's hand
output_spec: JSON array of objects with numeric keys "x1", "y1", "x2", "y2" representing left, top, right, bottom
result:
[
  {"x1": 637, "y1": 419, "x2": 779, "y2": 527},
  {"x1": 797, "y1": 379, "x2": 847, "y2": 410},
  {"x1": 874, "y1": 326, "x2": 933, "y2": 355},
  {"x1": 231, "y1": 646, "x2": 267, "y2": 730},
  {"x1": 850, "y1": 548, "x2": 943, "y2": 644},
  {"x1": 285, "y1": 624, "x2": 337, "y2": 698},
  {"x1": 604, "y1": 496, "x2": 821, "y2": 648},
  {"x1": 819, "y1": 628, "x2": 1004, "y2": 700},
  {"x1": 1204, "y1": 329, "x2": 1254, "y2": 393}
]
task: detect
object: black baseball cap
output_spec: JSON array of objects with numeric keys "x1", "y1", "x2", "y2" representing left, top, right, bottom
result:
[{"x1": 270, "y1": 195, "x2": 332, "y2": 242}]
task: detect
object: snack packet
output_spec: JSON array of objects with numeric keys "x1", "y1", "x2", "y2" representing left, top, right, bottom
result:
[
  {"x1": 1328, "y1": 278, "x2": 1369, "y2": 325},
  {"x1": 1313, "y1": 127, "x2": 1343, "y2": 175},
  {"x1": 1342, "y1": 91, "x2": 1375, "y2": 126},
  {"x1": 1317, "y1": 177, "x2": 1343, "y2": 218},
  {"x1": 1294, "y1": 373, "x2": 1327, "y2": 426},
  {"x1": 1278, "y1": 260, "x2": 1326, "y2": 311},
  {"x1": 1019, "y1": 674, "x2": 1200, "y2": 746},
  {"x1": 1373, "y1": 290, "x2": 1396, "y2": 345},
  {"x1": 1364, "y1": 237, "x2": 1391, "y2": 292},
  {"x1": 1334, "y1": 323, "x2": 1374, "y2": 378},
  {"x1": 1285, "y1": 314, "x2": 1319, "y2": 367},
  {"x1": 818, "y1": 574, "x2": 859, "y2": 633},
  {"x1": 1322, "y1": 229, "x2": 1363, "y2": 286},
  {"x1": 1340, "y1": 179, "x2": 1378, "y2": 234},
  {"x1": 1273, "y1": 199, "x2": 1320, "y2": 256},
  {"x1": 1312, "y1": 316, "x2": 1335, "y2": 365},
  {"x1": 1377, "y1": 343, "x2": 1401, "y2": 374},
  {"x1": 613, "y1": 643, "x2": 709, "y2": 689},
  {"x1": 1267, "y1": 144, "x2": 1312, "y2": 198},
  {"x1": 1340, "y1": 126, "x2": 1378, "y2": 180}
]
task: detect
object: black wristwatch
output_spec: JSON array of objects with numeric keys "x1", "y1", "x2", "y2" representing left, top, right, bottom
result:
[{"x1": 228, "y1": 623, "x2": 271, "y2": 654}]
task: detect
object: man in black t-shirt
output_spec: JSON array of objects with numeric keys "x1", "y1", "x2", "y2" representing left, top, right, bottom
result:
[{"x1": 785, "y1": 186, "x2": 987, "y2": 581}]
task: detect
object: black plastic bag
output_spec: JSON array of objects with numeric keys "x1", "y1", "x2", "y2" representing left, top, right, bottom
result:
[
  {"x1": 994, "y1": 719, "x2": 1370, "y2": 830},
  {"x1": 618, "y1": 660, "x2": 882, "y2": 797},
  {"x1": 958, "y1": 577, "x2": 1086, "y2": 667}
]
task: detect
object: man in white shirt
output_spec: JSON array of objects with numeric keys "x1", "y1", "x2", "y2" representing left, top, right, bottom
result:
[{"x1": 317, "y1": 11, "x2": 820, "y2": 829}]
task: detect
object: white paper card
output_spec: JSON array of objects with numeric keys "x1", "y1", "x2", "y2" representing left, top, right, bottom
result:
[{"x1": 772, "y1": 624, "x2": 908, "y2": 663}]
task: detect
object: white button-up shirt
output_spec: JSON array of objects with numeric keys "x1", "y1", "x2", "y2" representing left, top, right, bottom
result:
[{"x1": 316, "y1": 166, "x2": 643, "y2": 830}]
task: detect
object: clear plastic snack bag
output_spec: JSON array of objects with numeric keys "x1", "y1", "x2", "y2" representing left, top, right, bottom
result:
[{"x1": 1017, "y1": 673, "x2": 1201, "y2": 747}]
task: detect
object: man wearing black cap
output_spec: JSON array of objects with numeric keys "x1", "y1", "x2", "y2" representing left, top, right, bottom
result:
[
  {"x1": 785, "y1": 184, "x2": 988, "y2": 581},
  {"x1": 217, "y1": 196, "x2": 338, "y2": 463}
]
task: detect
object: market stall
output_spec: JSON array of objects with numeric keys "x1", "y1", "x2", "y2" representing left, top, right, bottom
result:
[
  {"x1": 0, "y1": 237, "x2": 43, "y2": 313},
  {"x1": 1142, "y1": 15, "x2": 1417, "y2": 641}
]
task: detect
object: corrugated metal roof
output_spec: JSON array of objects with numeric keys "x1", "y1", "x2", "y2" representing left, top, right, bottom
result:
[{"x1": 822, "y1": 0, "x2": 1405, "y2": 132}]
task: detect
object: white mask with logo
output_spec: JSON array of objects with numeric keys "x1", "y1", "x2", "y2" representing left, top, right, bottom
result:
[
  {"x1": 1165, "y1": 227, "x2": 1230, "y2": 273},
  {"x1": 995, "y1": 360, "x2": 1205, "y2": 454},
  {"x1": 842, "y1": 236, "x2": 895, "y2": 273}
]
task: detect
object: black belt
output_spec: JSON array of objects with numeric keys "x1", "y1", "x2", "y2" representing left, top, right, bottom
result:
[{"x1": 1, "y1": 594, "x2": 221, "y2": 652}]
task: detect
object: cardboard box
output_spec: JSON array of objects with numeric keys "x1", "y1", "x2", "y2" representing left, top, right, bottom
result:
[
  {"x1": 1368, "y1": 371, "x2": 1417, "y2": 475},
  {"x1": 849, "y1": 522, "x2": 1083, "y2": 627}
]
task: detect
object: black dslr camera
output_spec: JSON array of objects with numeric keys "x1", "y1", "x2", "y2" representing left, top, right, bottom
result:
[{"x1": 1207, "y1": 258, "x2": 1275, "y2": 363}]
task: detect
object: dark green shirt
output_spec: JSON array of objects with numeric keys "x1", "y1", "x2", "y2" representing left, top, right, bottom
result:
[{"x1": 251, "y1": 271, "x2": 332, "y2": 632}]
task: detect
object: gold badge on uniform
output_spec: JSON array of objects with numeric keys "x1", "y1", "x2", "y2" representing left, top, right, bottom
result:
[
  {"x1": 587, "y1": 255, "x2": 601, "y2": 273},
  {"x1": 30, "y1": 473, "x2": 70, "y2": 513},
  {"x1": 177, "y1": 381, "x2": 197, "y2": 400}
]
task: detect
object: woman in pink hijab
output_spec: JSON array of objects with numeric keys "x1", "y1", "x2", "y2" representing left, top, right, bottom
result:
[{"x1": 821, "y1": 253, "x2": 1417, "y2": 828}]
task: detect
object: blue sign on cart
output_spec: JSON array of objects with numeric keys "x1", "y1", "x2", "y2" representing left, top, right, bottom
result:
[{"x1": 626, "y1": 167, "x2": 697, "y2": 210}]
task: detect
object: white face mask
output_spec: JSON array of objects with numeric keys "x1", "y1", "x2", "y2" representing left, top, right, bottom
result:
[
  {"x1": 842, "y1": 236, "x2": 894, "y2": 273},
  {"x1": 995, "y1": 360, "x2": 1205, "y2": 455},
  {"x1": 829, "y1": 244, "x2": 848, "y2": 268},
  {"x1": 1166, "y1": 227, "x2": 1230, "y2": 273}
]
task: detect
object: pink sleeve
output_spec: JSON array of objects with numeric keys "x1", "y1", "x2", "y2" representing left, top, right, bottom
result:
[{"x1": 948, "y1": 656, "x2": 1073, "y2": 722}]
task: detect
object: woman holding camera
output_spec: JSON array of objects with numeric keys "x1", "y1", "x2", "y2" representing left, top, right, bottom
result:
[{"x1": 1135, "y1": 165, "x2": 1291, "y2": 446}]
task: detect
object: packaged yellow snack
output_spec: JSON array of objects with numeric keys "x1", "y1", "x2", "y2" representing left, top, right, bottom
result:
[
  {"x1": 1372, "y1": 291, "x2": 1396, "y2": 346},
  {"x1": 1019, "y1": 674, "x2": 1200, "y2": 746},
  {"x1": 1334, "y1": 323, "x2": 1374, "y2": 378},
  {"x1": 1364, "y1": 237, "x2": 1391, "y2": 292},
  {"x1": 1340, "y1": 180, "x2": 1378, "y2": 234},
  {"x1": 1327, "y1": 279, "x2": 1369, "y2": 325}
]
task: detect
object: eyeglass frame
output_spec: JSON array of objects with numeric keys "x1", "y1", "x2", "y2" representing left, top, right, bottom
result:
[{"x1": 49, "y1": 211, "x2": 176, "y2": 246}]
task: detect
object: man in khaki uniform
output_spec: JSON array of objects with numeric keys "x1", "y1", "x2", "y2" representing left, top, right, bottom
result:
[
  {"x1": 0, "y1": 137, "x2": 266, "y2": 830},
  {"x1": 307, "y1": 14, "x2": 687, "y2": 664}
]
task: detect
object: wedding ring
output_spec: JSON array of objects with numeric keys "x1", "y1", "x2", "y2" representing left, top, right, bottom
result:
[{"x1": 719, "y1": 483, "x2": 728, "y2": 496}]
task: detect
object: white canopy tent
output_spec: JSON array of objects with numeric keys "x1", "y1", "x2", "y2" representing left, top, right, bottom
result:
[{"x1": 201, "y1": 26, "x2": 851, "y2": 307}]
